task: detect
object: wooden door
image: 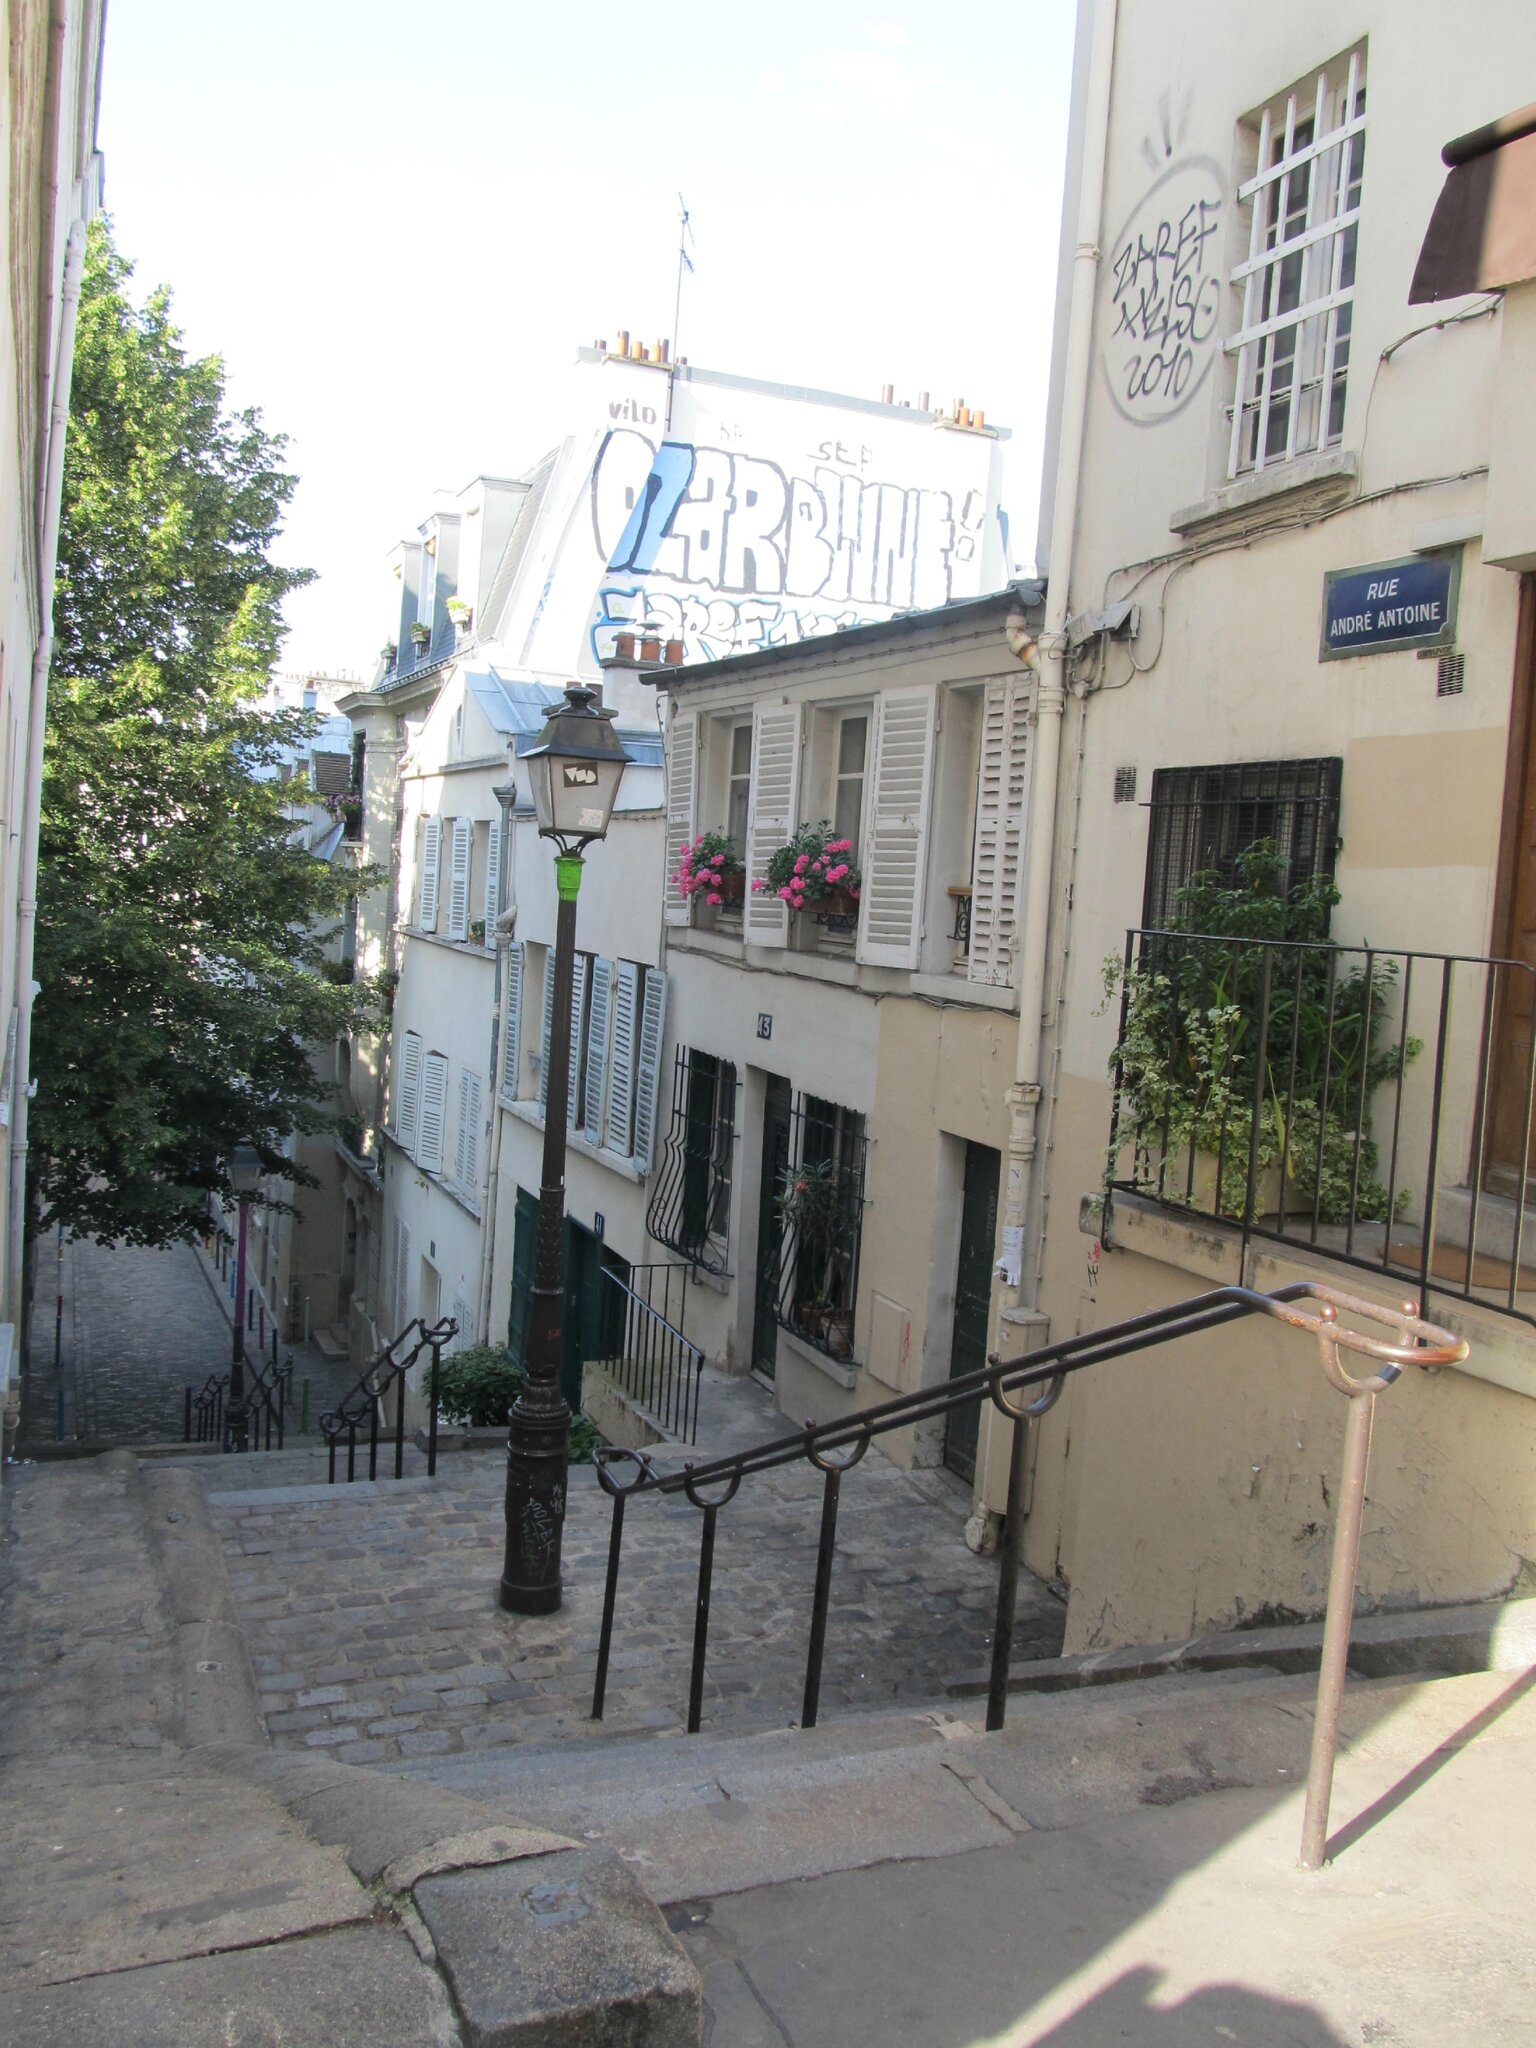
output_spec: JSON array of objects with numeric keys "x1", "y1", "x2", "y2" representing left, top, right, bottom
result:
[{"x1": 1488, "y1": 576, "x2": 1536, "y2": 1188}]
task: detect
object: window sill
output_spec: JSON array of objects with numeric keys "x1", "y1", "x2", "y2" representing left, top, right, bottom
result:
[
  {"x1": 775, "y1": 1323, "x2": 860, "y2": 1389},
  {"x1": 909, "y1": 970, "x2": 1018, "y2": 1011},
  {"x1": 498, "y1": 1094, "x2": 646, "y2": 1183},
  {"x1": 403, "y1": 927, "x2": 497, "y2": 956},
  {"x1": 1170, "y1": 449, "x2": 1357, "y2": 538}
]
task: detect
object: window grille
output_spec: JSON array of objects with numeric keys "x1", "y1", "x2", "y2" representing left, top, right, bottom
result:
[
  {"x1": 1142, "y1": 758, "x2": 1342, "y2": 933},
  {"x1": 1227, "y1": 51, "x2": 1365, "y2": 478},
  {"x1": 646, "y1": 1048, "x2": 738, "y2": 1274},
  {"x1": 771, "y1": 1094, "x2": 868, "y2": 1361}
]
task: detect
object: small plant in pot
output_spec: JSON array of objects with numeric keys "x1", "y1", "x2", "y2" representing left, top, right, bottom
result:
[
  {"x1": 409, "y1": 620, "x2": 431, "y2": 650},
  {"x1": 754, "y1": 822, "x2": 861, "y2": 914},
  {"x1": 776, "y1": 1158, "x2": 852, "y2": 1345},
  {"x1": 675, "y1": 831, "x2": 746, "y2": 913}
]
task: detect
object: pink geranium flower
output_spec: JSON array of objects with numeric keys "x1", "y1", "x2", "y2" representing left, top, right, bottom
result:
[
  {"x1": 794, "y1": 854, "x2": 810, "y2": 874},
  {"x1": 707, "y1": 891, "x2": 723, "y2": 906},
  {"x1": 826, "y1": 863, "x2": 848, "y2": 882}
]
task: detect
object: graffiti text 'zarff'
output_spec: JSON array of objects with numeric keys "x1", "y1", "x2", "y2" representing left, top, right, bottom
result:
[{"x1": 591, "y1": 429, "x2": 981, "y2": 612}]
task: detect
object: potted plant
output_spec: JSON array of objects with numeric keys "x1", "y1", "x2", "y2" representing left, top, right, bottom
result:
[
  {"x1": 754, "y1": 822, "x2": 862, "y2": 918},
  {"x1": 469, "y1": 918, "x2": 486, "y2": 946},
  {"x1": 446, "y1": 596, "x2": 473, "y2": 632},
  {"x1": 380, "y1": 640, "x2": 397, "y2": 667},
  {"x1": 409, "y1": 620, "x2": 431, "y2": 651},
  {"x1": 675, "y1": 832, "x2": 746, "y2": 924}
]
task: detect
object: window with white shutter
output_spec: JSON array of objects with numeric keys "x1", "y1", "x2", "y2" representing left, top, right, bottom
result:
[
  {"x1": 606, "y1": 960, "x2": 639, "y2": 1156},
  {"x1": 664, "y1": 708, "x2": 698, "y2": 926},
  {"x1": 419, "y1": 816, "x2": 442, "y2": 931},
  {"x1": 392, "y1": 1218, "x2": 412, "y2": 1339},
  {"x1": 632, "y1": 968, "x2": 667, "y2": 1172},
  {"x1": 855, "y1": 690, "x2": 937, "y2": 969},
  {"x1": 501, "y1": 941, "x2": 525, "y2": 1098},
  {"x1": 396, "y1": 1030, "x2": 422, "y2": 1151},
  {"x1": 454, "y1": 1069, "x2": 483, "y2": 1196},
  {"x1": 483, "y1": 816, "x2": 503, "y2": 943},
  {"x1": 968, "y1": 679, "x2": 1032, "y2": 988},
  {"x1": 450, "y1": 1293, "x2": 470, "y2": 1354},
  {"x1": 537, "y1": 949, "x2": 556, "y2": 1113},
  {"x1": 446, "y1": 817, "x2": 472, "y2": 940},
  {"x1": 583, "y1": 959, "x2": 612, "y2": 1147},
  {"x1": 744, "y1": 704, "x2": 803, "y2": 947},
  {"x1": 566, "y1": 955, "x2": 590, "y2": 1130},
  {"x1": 418, "y1": 1051, "x2": 449, "y2": 1171}
]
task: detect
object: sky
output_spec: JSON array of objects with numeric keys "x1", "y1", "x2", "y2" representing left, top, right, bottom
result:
[{"x1": 97, "y1": 2, "x2": 1077, "y2": 678}]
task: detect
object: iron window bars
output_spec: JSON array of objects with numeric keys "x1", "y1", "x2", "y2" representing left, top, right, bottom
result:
[
  {"x1": 1108, "y1": 927, "x2": 1536, "y2": 1333},
  {"x1": 647, "y1": 1048, "x2": 738, "y2": 1275},
  {"x1": 1142, "y1": 757, "x2": 1342, "y2": 934},
  {"x1": 1227, "y1": 52, "x2": 1366, "y2": 477},
  {"x1": 772, "y1": 1093, "x2": 869, "y2": 1360}
]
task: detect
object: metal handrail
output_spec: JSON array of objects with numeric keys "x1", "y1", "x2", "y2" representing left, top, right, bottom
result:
[
  {"x1": 591, "y1": 1280, "x2": 1468, "y2": 1873},
  {"x1": 598, "y1": 1265, "x2": 704, "y2": 1444},
  {"x1": 320, "y1": 1315, "x2": 456, "y2": 1483}
]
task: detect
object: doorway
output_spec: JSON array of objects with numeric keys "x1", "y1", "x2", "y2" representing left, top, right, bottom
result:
[
  {"x1": 1488, "y1": 574, "x2": 1536, "y2": 1189},
  {"x1": 943, "y1": 1141, "x2": 1000, "y2": 1482},
  {"x1": 752, "y1": 1075, "x2": 792, "y2": 1379}
]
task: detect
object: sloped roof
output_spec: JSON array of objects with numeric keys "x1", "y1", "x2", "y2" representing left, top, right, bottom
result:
[{"x1": 479, "y1": 450, "x2": 558, "y2": 643}]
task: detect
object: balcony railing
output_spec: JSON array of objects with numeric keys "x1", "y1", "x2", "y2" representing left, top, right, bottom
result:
[
  {"x1": 772, "y1": 1098, "x2": 868, "y2": 1362},
  {"x1": 1107, "y1": 929, "x2": 1536, "y2": 1328}
]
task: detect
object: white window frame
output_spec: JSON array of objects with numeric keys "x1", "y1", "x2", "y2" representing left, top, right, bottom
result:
[{"x1": 1225, "y1": 49, "x2": 1366, "y2": 479}]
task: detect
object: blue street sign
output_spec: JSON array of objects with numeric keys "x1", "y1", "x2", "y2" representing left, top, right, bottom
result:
[{"x1": 1320, "y1": 552, "x2": 1459, "y2": 660}]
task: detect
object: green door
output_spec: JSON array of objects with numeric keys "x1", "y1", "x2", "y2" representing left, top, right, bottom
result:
[
  {"x1": 944, "y1": 1142, "x2": 1001, "y2": 1482},
  {"x1": 563, "y1": 1222, "x2": 629, "y2": 1412},
  {"x1": 507, "y1": 1188, "x2": 540, "y2": 1370},
  {"x1": 752, "y1": 1075, "x2": 792, "y2": 1379}
]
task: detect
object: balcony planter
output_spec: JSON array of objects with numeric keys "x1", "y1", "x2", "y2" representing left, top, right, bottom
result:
[{"x1": 676, "y1": 832, "x2": 746, "y2": 926}]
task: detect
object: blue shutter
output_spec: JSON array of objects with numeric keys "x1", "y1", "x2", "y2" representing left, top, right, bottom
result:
[{"x1": 584, "y1": 959, "x2": 613, "y2": 1147}]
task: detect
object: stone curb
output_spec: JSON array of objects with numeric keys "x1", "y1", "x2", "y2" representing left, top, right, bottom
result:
[
  {"x1": 139, "y1": 1462, "x2": 268, "y2": 1747},
  {"x1": 947, "y1": 1592, "x2": 1536, "y2": 1699}
]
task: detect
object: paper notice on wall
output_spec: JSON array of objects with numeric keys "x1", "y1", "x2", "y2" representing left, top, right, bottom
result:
[{"x1": 997, "y1": 1226, "x2": 1024, "y2": 1288}]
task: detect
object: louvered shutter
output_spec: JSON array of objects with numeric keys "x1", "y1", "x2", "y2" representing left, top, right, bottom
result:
[
  {"x1": 454, "y1": 1070, "x2": 482, "y2": 1194},
  {"x1": 583, "y1": 959, "x2": 612, "y2": 1147},
  {"x1": 446, "y1": 817, "x2": 472, "y2": 940},
  {"x1": 968, "y1": 678, "x2": 1032, "y2": 988},
  {"x1": 419, "y1": 816, "x2": 442, "y2": 931},
  {"x1": 632, "y1": 969, "x2": 667, "y2": 1173},
  {"x1": 664, "y1": 708, "x2": 698, "y2": 927},
  {"x1": 606, "y1": 960, "x2": 638, "y2": 1157},
  {"x1": 501, "y1": 941, "x2": 524, "y2": 1097},
  {"x1": 744, "y1": 704, "x2": 802, "y2": 948},
  {"x1": 392, "y1": 1219, "x2": 412, "y2": 1339},
  {"x1": 537, "y1": 951, "x2": 556, "y2": 1112},
  {"x1": 483, "y1": 816, "x2": 503, "y2": 943},
  {"x1": 566, "y1": 956, "x2": 590, "y2": 1130},
  {"x1": 396, "y1": 1030, "x2": 422, "y2": 1151},
  {"x1": 419, "y1": 1052, "x2": 448, "y2": 1170},
  {"x1": 856, "y1": 689, "x2": 937, "y2": 969},
  {"x1": 450, "y1": 1294, "x2": 470, "y2": 1354}
]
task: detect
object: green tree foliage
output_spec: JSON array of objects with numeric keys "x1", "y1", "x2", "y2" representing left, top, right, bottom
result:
[{"x1": 32, "y1": 221, "x2": 378, "y2": 1245}]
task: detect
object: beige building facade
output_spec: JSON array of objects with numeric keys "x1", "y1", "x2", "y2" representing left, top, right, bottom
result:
[{"x1": 1010, "y1": 1, "x2": 1536, "y2": 1651}]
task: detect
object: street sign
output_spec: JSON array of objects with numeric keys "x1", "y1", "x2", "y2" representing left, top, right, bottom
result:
[{"x1": 1320, "y1": 551, "x2": 1459, "y2": 660}]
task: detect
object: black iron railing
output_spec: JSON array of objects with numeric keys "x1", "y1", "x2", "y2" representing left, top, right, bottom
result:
[
  {"x1": 1107, "y1": 930, "x2": 1536, "y2": 1329},
  {"x1": 597, "y1": 1263, "x2": 704, "y2": 1444},
  {"x1": 590, "y1": 1282, "x2": 1465, "y2": 1870},
  {"x1": 185, "y1": 1351, "x2": 295, "y2": 1450},
  {"x1": 320, "y1": 1315, "x2": 456, "y2": 1482},
  {"x1": 771, "y1": 1096, "x2": 868, "y2": 1361},
  {"x1": 949, "y1": 885, "x2": 972, "y2": 952},
  {"x1": 646, "y1": 1050, "x2": 737, "y2": 1277}
]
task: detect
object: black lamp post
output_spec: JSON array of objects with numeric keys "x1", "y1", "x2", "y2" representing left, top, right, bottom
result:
[
  {"x1": 500, "y1": 684, "x2": 632, "y2": 1614},
  {"x1": 226, "y1": 1141, "x2": 262, "y2": 1453}
]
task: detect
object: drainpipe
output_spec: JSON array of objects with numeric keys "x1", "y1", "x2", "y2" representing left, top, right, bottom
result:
[
  {"x1": 8, "y1": 218, "x2": 86, "y2": 1332},
  {"x1": 999, "y1": 0, "x2": 1118, "y2": 1335}
]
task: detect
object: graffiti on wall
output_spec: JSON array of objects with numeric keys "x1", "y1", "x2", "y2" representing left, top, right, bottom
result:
[
  {"x1": 1101, "y1": 155, "x2": 1226, "y2": 428},
  {"x1": 587, "y1": 429, "x2": 986, "y2": 663}
]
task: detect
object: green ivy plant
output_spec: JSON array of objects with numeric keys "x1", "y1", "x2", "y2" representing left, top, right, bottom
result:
[
  {"x1": 435, "y1": 1343, "x2": 600, "y2": 1460},
  {"x1": 1103, "y1": 841, "x2": 1420, "y2": 1224}
]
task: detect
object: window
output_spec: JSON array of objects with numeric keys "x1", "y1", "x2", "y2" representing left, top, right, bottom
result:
[
  {"x1": 646, "y1": 1048, "x2": 738, "y2": 1273},
  {"x1": 453, "y1": 1069, "x2": 482, "y2": 1199},
  {"x1": 726, "y1": 723, "x2": 752, "y2": 853},
  {"x1": 396, "y1": 1030, "x2": 423, "y2": 1151},
  {"x1": 418, "y1": 815, "x2": 442, "y2": 931},
  {"x1": 522, "y1": 945, "x2": 668, "y2": 1171},
  {"x1": 1227, "y1": 50, "x2": 1365, "y2": 478},
  {"x1": 833, "y1": 713, "x2": 868, "y2": 855},
  {"x1": 418, "y1": 1050, "x2": 449, "y2": 1171},
  {"x1": 445, "y1": 817, "x2": 472, "y2": 940},
  {"x1": 770, "y1": 1093, "x2": 868, "y2": 1360},
  {"x1": 1142, "y1": 758, "x2": 1343, "y2": 932}
]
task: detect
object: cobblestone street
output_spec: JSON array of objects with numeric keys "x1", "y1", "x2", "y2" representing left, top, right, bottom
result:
[
  {"x1": 212, "y1": 1426, "x2": 1067, "y2": 1763},
  {"x1": 21, "y1": 1234, "x2": 359, "y2": 1447}
]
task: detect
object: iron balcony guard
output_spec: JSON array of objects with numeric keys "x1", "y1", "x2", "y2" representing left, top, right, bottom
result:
[
  {"x1": 1108, "y1": 931, "x2": 1536, "y2": 1328},
  {"x1": 320, "y1": 1314, "x2": 456, "y2": 1484},
  {"x1": 590, "y1": 1281, "x2": 1467, "y2": 1872}
]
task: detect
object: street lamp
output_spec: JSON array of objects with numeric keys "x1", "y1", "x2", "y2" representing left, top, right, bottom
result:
[
  {"x1": 500, "y1": 684, "x2": 632, "y2": 1614},
  {"x1": 226, "y1": 1141, "x2": 263, "y2": 1454}
]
